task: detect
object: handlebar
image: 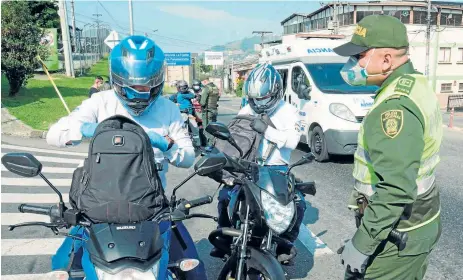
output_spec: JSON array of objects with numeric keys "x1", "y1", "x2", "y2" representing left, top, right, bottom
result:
[
  {"x1": 188, "y1": 195, "x2": 213, "y2": 208},
  {"x1": 19, "y1": 204, "x2": 60, "y2": 218}
]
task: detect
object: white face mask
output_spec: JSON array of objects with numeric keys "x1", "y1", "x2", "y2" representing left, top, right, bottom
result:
[{"x1": 340, "y1": 49, "x2": 390, "y2": 86}]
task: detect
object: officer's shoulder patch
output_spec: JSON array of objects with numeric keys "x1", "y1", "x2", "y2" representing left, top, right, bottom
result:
[
  {"x1": 394, "y1": 75, "x2": 415, "y2": 95},
  {"x1": 380, "y1": 110, "x2": 403, "y2": 139}
]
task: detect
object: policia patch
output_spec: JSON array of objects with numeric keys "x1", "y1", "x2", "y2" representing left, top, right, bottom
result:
[
  {"x1": 394, "y1": 75, "x2": 415, "y2": 95},
  {"x1": 381, "y1": 110, "x2": 403, "y2": 138}
]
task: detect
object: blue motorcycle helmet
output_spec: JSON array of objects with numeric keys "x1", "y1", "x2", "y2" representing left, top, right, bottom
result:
[
  {"x1": 110, "y1": 35, "x2": 165, "y2": 116},
  {"x1": 243, "y1": 63, "x2": 283, "y2": 114}
]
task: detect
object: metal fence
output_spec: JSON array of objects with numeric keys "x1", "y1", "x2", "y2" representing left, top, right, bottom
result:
[{"x1": 447, "y1": 94, "x2": 463, "y2": 112}]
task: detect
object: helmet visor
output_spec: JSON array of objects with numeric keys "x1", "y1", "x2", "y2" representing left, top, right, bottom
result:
[{"x1": 111, "y1": 57, "x2": 164, "y2": 88}]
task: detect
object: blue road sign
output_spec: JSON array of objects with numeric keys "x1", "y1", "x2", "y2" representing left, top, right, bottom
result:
[{"x1": 165, "y1": 53, "x2": 191, "y2": 66}]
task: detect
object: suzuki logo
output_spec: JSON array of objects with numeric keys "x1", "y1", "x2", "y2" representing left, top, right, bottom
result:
[{"x1": 116, "y1": 225, "x2": 136, "y2": 230}]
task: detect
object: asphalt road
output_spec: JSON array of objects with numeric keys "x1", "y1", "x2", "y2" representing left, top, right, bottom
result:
[{"x1": 1, "y1": 96, "x2": 462, "y2": 279}]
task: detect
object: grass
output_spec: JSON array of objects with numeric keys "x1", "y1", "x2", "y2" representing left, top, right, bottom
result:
[{"x1": 1, "y1": 58, "x2": 176, "y2": 131}]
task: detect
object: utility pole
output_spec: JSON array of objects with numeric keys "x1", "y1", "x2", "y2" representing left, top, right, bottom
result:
[
  {"x1": 58, "y1": 0, "x2": 75, "y2": 77},
  {"x1": 252, "y1": 31, "x2": 273, "y2": 48},
  {"x1": 333, "y1": 1, "x2": 339, "y2": 35},
  {"x1": 93, "y1": 13, "x2": 102, "y2": 57},
  {"x1": 70, "y1": 0, "x2": 77, "y2": 52},
  {"x1": 432, "y1": 9, "x2": 441, "y2": 92},
  {"x1": 129, "y1": 0, "x2": 134, "y2": 35},
  {"x1": 425, "y1": 0, "x2": 432, "y2": 77}
]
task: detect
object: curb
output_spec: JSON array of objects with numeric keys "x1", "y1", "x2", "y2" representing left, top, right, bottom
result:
[{"x1": 1, "y1": 130, "x2": 47, "y2": 139}]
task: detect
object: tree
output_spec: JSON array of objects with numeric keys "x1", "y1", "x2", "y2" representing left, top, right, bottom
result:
[
  {"x1": 1, "y1": 1, "x2": 47, "y2": 96},
  {"x1": 28, "y1": 0, "x2": 60, "y2": 29},
  {"x1": 200, "y1": 64, "x2": 213, "y2": 73}
]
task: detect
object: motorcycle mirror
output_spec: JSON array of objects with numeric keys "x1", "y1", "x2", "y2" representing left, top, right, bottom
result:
[
  {"x1": 194, "y1": 154, "x2": 227, "y2": 176},
  {"x1": 2, "y1": 152, "x2": 66, "y2": 214},
  {"x1": 205, "y1": 122, "x2": 231, "y2": 141},
  {"x1": 287, "y1": 153, "x2": 315, "y2": 174},
  {"x1": 1, "y1": 152, "x2": 42, "y2": 177}
]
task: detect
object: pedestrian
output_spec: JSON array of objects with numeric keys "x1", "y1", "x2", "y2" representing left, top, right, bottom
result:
[
  {"x1": 200, "y1": 78, "x2": 220, "y2": 146},
  {"x1": 334, "y1": 15, "x2": 443, "y2": 280},
  {"x1": 88, "y1": 76, "x2": 103, "y2": 98}
]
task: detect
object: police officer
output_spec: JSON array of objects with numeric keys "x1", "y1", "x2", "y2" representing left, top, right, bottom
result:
[
  {"x1": 200, "y1": 78, "x2": 220, "y2": 145},
  {"x1": 334, "y1": 15, "x2": 442, "y2": 280}
]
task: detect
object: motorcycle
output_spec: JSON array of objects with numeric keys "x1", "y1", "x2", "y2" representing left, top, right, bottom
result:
[
  {"x1": 2, "y1": 152, "x2": 227, "y2": 280},
  {"x1": 205, "y1": 122, "x2": 317, "y2": 280}
]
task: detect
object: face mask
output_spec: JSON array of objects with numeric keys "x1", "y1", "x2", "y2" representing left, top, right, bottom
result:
[
  {"x1": 193, "y1": 85, "x2": 200, "y2": 91},
  {"x1": 340, "y1": 49, "x2": 389, "y2": 86}
]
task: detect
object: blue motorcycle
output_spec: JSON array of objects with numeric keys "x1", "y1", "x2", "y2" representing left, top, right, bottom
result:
[{"x1": 2, "y1": 152, "x2": 227, "y2": 280}]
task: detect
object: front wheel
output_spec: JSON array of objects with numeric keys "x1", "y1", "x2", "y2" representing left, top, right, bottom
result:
[
  {"x1": 310, "y1": 126, "x2": 329, "y2": 162},
  {"x1": 217, "y1": 250, "x2": 286, "y2": 280}
]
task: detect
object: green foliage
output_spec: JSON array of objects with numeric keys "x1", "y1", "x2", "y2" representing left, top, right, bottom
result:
[
  {"x1": 1, "y1": 1, "x2": 47, "y2": 96},
  {"x1": 200, "y1": 64, "x2": 213, "y2": 73},
  {"x1": 236, "y1": 79, "x2": 245, "y2": 97},
  {"x1": 28, "y1": 0, "x2": 60, "y2": 29}
]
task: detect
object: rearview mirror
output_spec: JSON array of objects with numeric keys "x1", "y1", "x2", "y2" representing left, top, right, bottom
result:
[
  {"x1": 287, "y1": 153, "x2": 314, "y2": 174},
  {"x1": 205, "y1": 122, "x2": 231, "y2": 141},
  {"x1": 194, "y1": 153, "x2": 227, "y2": 176},
  {"x1": 1, "y1": 153, "x2": 42, "y2": 177}
]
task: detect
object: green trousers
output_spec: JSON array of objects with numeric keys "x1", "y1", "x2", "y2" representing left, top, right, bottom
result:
[
  {"x1": 202, "y1": 109, "x2": 217, "y2": 145},
  {"x1": 345, "y1": 215, "x2": 441, "y2": 280}
]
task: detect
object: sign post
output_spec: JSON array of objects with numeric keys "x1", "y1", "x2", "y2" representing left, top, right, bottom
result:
[{"x1": 104, "y1": 30, "x2": 120, "y2": 50}]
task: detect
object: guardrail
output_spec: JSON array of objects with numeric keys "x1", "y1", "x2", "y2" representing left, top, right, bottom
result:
[{"x1": 447, "y1": 94, "x2": 463, "y2": 112}]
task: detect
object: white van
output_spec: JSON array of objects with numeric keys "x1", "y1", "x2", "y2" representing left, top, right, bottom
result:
[{"x1": 259, "y1": 37, "x2": 378, "y2": 161}]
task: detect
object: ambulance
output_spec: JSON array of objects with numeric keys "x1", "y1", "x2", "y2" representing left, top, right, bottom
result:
[{"x1": 259, "y1": 35, "x2": 378, "y2": 162}]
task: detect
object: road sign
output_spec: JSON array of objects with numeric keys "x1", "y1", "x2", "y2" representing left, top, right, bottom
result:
[
  {"x1": 165, "y1": 53, "x2": 191, "y2": 66},
  {"x1": 204, "y1": 51, "x2": 223, "y2": 66},
  {"x1": 104, "y1": 30, "x2": 120, "y2": 49}
]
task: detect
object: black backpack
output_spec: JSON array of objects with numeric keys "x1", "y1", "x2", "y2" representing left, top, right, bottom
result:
[
  {"x1": 214, "y1": 114, "x2": 276, "y2": 163},
  {"x1": 69, "y1": 115, "x2": 167, "y2": 224}
]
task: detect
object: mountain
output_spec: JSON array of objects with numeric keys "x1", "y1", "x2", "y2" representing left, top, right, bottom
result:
[{"x1": 204, "y1": 35, "x2": 281, "y2": 62}]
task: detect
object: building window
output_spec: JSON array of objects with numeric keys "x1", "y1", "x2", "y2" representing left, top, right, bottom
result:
[
  {"x1": 440, "y1": 10, "x2": 463, "y2": 27},
  {"x1": 441, "y1": 83, "x2": 453, "y2": 93},
  {"x1": 458, "y1": 48, "x2": 463, "y2": 63},
  {"x1": 413, "y1": 7, "x2": 438, "y2": 25},
  {"x1": 383, "y1": 6, "x2": 411, "y2": 24},
  {"x1": 459, "y1": 83, "x2": 463, "y2": 92},
  {"x1": 439, "y1": 47, "x2": 451, "y2": 63},
  {"x1": 357, "y1": 5, "x2": 382, "y2": 23}
]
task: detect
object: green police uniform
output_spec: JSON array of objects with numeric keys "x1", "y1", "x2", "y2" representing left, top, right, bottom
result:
[
  {"x1": 334, "y1": 15, "x2": 443, "y2": 280},
  {"x1": 200, "y1": 82, "x2": 219, "y2": 145}
]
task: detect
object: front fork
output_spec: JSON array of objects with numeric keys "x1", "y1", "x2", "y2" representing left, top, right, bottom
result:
[{"x1": 236, "y1": 205, "x2": 250, "y2": 280}]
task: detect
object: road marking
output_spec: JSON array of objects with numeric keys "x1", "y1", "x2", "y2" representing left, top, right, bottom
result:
[
  {"x1": 220, "y1": 105, "x2": 239, "y2": 113},
  {"x1": 1, "y1": 193, "x2": 69, "y2": 203},
  {"x1": 1, "y1": 213, "x2": 50, "y2": 225},
  {"x1": 1, "y1": 144, "x2": 87, "y2": 157},
  {"x1": 298, "y1": 224, "x2": 334, "y2": 257},
  {"x1": 1, "y1": 153, "x2": 82, "y2": 164},
  {"x1": 2, "y1": 177, "x2": 72, "y2": 187},
  {"x1": 1, "y1": 165, "x2": 75, "y2": 174},
  {"x1": 1, "y1": 238, "x2": 63, "y2": 256}
]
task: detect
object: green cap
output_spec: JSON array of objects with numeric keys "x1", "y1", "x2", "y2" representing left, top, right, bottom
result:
[{"x1": 333, "y1": 15, "x2": 409, "y2": 57}]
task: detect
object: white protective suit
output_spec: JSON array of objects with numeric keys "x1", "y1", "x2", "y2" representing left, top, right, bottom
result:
[
  {"x1": 238, "y1": 99, "x2": 302, "y2": 165},
  {"x1": 46, "y1": 90, "x2": 195, "y2": 188}
]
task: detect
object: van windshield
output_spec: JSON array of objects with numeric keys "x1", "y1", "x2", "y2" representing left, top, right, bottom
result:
[{"x1": 306, "y1": 63, "x2": 378, "y2": 94}]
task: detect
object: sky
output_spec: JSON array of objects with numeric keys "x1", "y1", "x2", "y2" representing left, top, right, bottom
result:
[{"x1": 71, "y1": 0, "x2": 325, "y2": 53}]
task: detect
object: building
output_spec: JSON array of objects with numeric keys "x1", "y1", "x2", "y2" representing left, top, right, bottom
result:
[{"x1": 280, "y1": 0, "x2": 463, "y2": 108}]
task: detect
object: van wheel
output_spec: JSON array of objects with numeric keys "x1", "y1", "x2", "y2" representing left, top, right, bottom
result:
[{"x1": 310, "y1": 126, "x2": 329, "y2": 162}]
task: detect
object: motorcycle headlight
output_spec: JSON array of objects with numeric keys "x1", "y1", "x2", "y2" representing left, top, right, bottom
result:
[
  {"x1": 95, "y1": 262, "x2": 159, "y2": 280},
  {"x1": 329, "y1": 103, "x2": 357, "y2": 122},
  {"x1": 261, "y1": 191, "x2": 295, "y2": 234}
]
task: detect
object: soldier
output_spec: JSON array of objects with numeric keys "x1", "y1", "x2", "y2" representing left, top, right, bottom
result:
[
  {"x1": 200, "y1": 78, "x2": 220, "y2": 145},
  {"x1": 334, "y1": 15, "x2": 443, "y2": 280}
]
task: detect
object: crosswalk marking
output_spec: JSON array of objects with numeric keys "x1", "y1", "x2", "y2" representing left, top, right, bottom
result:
[
  {"x1": 2, "y1": 177, "x2": 72, "y2": 187},
  {"x1": 2, "y1": 213, "x2": 50, "y2": 225},
  {"x1": 1, "y1": 153, "x2": 83, "y2": 164},
  {"x1": 1, "y1": 193, "x2": 70, "y2": 203},
  {"x1": 2, "y1": 144, "x2": 87, "y2": 157},
  {"x1": 1, "y1": 238, "x2": 63, "y2": 256},
  {"x1": 1, "y1": 165, "x2": 76, "y2": 173}
]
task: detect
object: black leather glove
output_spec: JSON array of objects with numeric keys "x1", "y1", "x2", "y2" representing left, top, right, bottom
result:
[{"x1": 251, "y1": 118, "x2": 268, "y2": 134}]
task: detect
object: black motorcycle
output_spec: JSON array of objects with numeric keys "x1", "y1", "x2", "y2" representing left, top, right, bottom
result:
[
  {"x1": 2, "y1": 152, "x2": 227, "y2": 279},
  {"x1": 205, "y1": 122, "x2": 317, "y2": 280}
]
